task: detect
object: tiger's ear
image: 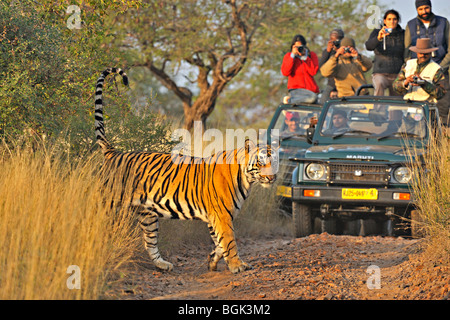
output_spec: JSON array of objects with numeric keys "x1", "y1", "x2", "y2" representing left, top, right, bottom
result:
[{"x1": 244, "y1": 138, "x2": 256, "y2": 153}]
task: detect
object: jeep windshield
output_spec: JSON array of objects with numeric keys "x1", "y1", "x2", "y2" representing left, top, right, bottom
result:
[
  {"x1": 274, "y1": 109, "x2": 321, "y2": 141},
  {"x1": 319, "y1": 102, "x2": 427, "y2": 140}
]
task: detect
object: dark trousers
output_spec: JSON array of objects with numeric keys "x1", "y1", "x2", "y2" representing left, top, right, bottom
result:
[{"x1": 437, "y1": 72, "x2": 450, "y2": 127}]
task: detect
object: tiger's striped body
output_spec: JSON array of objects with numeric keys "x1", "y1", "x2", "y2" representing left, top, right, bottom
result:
[{"x1": 95, "y1": 68, "x2": 277, "y2": 273}]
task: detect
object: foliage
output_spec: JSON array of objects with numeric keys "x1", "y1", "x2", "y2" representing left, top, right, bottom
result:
[
  {"x1": 1, "y1": 0, "x2": 384, "y2": 142},
  {"x1": 0, "y1": 1, "x2": 173, "y2": 158},
  {"x1": 0, "y1": 3, "x2": 67, "y2": 137},
  {"x1": 102, "y1": 92, "x2": 176, "y2": 153},
  {"x1": 110, "y1": 0, "x2": 381, "y2": 129},
  {"x1": 112, "y1": 0, "x2": 271, "y2": 129}
]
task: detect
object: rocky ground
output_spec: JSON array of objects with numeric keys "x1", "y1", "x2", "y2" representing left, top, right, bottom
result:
[{"x1": 104, "y1": 233, "x2": 449, "y2": 301}]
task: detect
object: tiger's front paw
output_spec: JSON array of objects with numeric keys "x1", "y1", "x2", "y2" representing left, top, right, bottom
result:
[
  {"x1": 154, "y1": 259, "x2": 174, "y2": 272},
  {"x1": 227, "y1": 259, "x2": 252, "y2": 274}
]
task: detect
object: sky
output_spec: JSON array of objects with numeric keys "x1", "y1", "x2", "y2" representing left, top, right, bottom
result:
[{"x1": 377, "y1": 0, "x2": 450, "y2": 26}]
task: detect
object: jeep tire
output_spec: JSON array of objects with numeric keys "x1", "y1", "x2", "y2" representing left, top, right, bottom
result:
[{"x1": 292, "y1": 202, "x2": 313, "y2": 237}]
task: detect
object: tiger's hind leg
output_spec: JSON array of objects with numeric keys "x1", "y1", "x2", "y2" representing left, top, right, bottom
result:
[
  {"x1": 137, "y1": 213, "x2": 173, "y2": 271},
  {"x1": 207, "y1": 223, "x2": 224, "y2": 271}
]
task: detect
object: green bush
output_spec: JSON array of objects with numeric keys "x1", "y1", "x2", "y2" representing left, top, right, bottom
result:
[
  {"x1": 0, "y1": 3, "x2": 67, "y2": 138},
  {"x1": 0, "y1": 3, "x2": 174, "y2": 159}
]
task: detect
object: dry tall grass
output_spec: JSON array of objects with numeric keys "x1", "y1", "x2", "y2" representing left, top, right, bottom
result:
[
  {"x1": 408, "y1": 134, "x2": 450, "y2": 263},
  {"x1": 0, "y1": 121, "x2": 288, "y2": 299},
  {"x1": 0, "y1": 143, "x2": 140, "y2": 299}
]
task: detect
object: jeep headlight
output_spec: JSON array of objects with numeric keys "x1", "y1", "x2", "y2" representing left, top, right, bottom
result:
[
  {"x1": 305, "y1": 163, "x2": 326, "y2": 180},
  {"x1": 393, "y1": 167, "x2": 412, "y2": 184}
]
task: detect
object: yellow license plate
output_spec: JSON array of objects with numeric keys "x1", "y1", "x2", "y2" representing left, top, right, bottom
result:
[
  {"x1": 342, "y1": 188, "x2": 378, "y2": 200},
  {"x1": 276, "y1": 186, "x2": 292, "y2": 198}
]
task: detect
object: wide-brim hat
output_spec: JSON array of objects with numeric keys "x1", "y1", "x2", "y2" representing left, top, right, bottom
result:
[{"x1": 410, "y1": 38, "x2": 438, "y2": 53}]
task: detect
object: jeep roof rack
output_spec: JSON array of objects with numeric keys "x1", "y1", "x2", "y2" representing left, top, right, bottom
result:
[{"x1": 332, "y1": 95, "x2": 426, "y2": 103}]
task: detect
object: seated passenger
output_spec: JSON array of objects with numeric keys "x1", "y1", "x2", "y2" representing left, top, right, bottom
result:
[
  {"x1": 380, "y1": 110, "x2": 425, "y2": 137},
  {"x1": 398, "y1": 112, "x2": 426, "y2": 137},
  {"x1": 380, "y1": 110, "x2": 403, "y2": 135},
  {"x1": 282, "y1": 112, "x2": 303, "y2": 135},
  {"x1": 323, "y1": 110, "x2": 350, "y2": 134}
]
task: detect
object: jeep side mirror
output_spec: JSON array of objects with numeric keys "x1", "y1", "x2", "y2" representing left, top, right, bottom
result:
[
  {"x1": 306, "y1": 117, "x2": 317, "y2": 144},
  {"x1": 306, "y1": 127, "x2": 315, "y2": 144}
]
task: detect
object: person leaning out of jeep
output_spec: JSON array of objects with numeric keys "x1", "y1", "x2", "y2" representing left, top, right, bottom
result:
[{"x1": 393, "y1": 38, "x2": 446, "y2": 102}]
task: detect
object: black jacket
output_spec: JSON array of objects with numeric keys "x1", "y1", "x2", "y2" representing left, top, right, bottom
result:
[
  {"x1": 319, "y1": 48, "x2": 337, "y2": 87},
  {"x1": 365, "y1": 26, "x2": 405, "y2": 74}
]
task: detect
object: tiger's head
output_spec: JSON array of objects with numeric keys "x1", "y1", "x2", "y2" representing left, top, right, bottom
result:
[{"x1": 243, "y1": 139, "x2": 278, "y2": 187}]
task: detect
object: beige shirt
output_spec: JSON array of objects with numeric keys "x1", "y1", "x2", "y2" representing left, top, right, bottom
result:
[
  {"x1": 403, "y1": 58, "x2": 442, "y2": 102},
  {"x1": 320, "y1": 55, "x2": 373, "y2": 97}
]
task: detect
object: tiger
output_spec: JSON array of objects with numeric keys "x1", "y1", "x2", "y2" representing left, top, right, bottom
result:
[{"x1": 94, "y1": 67, "x2": 278, "y2": 274}]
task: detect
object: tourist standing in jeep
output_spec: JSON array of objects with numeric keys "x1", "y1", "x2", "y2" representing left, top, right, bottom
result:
[
  {"x1": 405, "y1": 0, "x2": 450, "y2": 68},
  {"x1": 365, "y1": 9, "x2": 404, "y2": 96},
  {"x1": 281, "y1": 34, "x2": 320, "y2": 104},
  {"x1": 319, "y1": 28, "x2": 345, "y2": 103},
  {"x1": 320, "y1": 37, "x2": 372, "y2": 97},
  {"x1": 404, "y1": 0, "x2": 450, "y2": 127}
]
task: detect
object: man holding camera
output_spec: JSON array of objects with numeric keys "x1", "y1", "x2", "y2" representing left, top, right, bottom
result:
[
  {"x1": 393, "y1": 38, "x2": 446, "y2": 102},
  {"x1": 320, "y1": 37, "x2": 372, "y2": 97},
  {"x1": 404, "y1": 0, "x2": 450, "y2": 126},
  {"x1": 319, "y1": 29, "x2": 345, "y2": 103}
]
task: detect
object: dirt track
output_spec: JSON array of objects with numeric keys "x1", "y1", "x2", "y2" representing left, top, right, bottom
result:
[{"x1": 105, "y1": 233, "x2": 449, "y2": 300}]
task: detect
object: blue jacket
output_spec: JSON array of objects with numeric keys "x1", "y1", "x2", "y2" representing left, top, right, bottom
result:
[{"x1": 406, "y1": 14, "x2": 449, "y2": 66}]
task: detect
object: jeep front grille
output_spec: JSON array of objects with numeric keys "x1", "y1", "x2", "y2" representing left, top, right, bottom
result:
[{"x1": 328, "y1": 163, "x2": 389, "y2": 185}]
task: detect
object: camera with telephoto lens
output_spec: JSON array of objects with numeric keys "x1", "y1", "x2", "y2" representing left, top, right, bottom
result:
[
  {"x1": 295, "y1": 45, "x2": 306, "y2": 55},
  {"x1": 344, "y1": 47, "x2": 352, "y2": 54},
  {"x1": 333, "y1": 40, "x2": 341, "y2": 48},
  {"x1": 413, "y1": 76, "x2": 426, "y2": 85}
]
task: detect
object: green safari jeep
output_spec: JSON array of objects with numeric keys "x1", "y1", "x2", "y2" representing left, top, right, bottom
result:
[
  {"x1": 289, "y1": 95, "x2": 442, "y2": 237},
  {"x1": 266, "y1": 103, "x2": 322, "y2": 207}
]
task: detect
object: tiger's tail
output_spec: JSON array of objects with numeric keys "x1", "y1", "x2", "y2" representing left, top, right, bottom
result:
[{"x1": 94, "y1": 67, "x2": 129, "y2": 151}]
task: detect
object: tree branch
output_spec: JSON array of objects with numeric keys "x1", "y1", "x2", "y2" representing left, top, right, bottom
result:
[{"x1": 133, "y1": 60, "x2": 193, "y2": 106}]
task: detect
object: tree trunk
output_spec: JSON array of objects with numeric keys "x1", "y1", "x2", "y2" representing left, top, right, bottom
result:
[
  {"x1": 135, "y1": 0, "x2": 252, "y2": 131},
  {"x1": 183, "y1": 78, "x2": 228, "y2": 131}
]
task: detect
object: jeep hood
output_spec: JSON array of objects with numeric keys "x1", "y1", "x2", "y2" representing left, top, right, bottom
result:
[{"x1": 304, "y1": 144, "x2": 425, "y2": 162}]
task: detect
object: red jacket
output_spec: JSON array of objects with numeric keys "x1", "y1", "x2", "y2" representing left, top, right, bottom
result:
[{"x1": 281, "y1": 51, "x2": 320, "y2": 93}]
